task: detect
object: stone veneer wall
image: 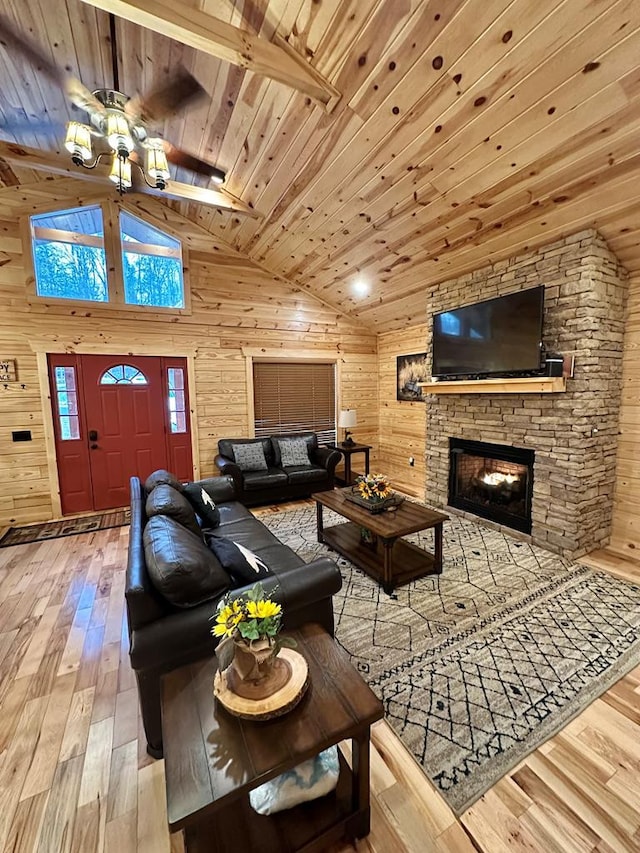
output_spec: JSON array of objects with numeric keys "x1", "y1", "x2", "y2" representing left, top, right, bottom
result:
[{"x1": 425, "y1": 229, "x2": 628, "y2": 559}]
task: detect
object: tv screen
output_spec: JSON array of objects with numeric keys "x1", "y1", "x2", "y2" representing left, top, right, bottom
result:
[{"x1": 432, "y1": 286, "x2": 544, "y2": 378}]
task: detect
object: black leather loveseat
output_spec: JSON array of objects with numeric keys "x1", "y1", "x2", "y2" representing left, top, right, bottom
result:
[
  {"x1": 214, "y1": 433, "x2": 341, "y2": 507},
  {"x1": 126, "y1": 470, "x2": 342, "y2": 758}
]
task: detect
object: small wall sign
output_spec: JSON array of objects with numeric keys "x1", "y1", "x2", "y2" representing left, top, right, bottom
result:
[{"x1": 0, "y1": 359, "x2": 17, "y2": 382}]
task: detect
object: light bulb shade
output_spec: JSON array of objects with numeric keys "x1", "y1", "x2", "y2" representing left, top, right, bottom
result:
[
  {"x1": 105, "y1": 111, "x2": 133, "y2": 155},
  {"x1": 210, "y1": 169, "x2": 225, "y2": 186},
  {"x1": 145, "y1": 141, "x2": 170, "y2": 182},
  {"x1": 108, "y1": 154, "x2": 132, "y2": 189},
  {"x1": 64, "y1": 121, "x2": 92, "y2": 161},
  {"x1": 338, "y1": 409, "x2": 357, "y2": 428}
]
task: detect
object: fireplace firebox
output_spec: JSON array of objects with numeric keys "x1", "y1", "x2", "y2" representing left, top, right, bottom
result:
[{"x1": 448, "y1": 438, "x2": 534, "y2": 533}]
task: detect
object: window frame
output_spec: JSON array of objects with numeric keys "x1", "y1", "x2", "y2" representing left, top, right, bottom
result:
[
  {"x1": 24, "y1": 199, "x2": 191, "y2": 316},
  {"x1": 119, "y1": 209, "x2": 186, "y2": 309},
  {"x1": 247, "y1": 353, "x2": 340, "y2": 446}
]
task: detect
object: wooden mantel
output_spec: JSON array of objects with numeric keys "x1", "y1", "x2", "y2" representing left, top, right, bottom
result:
[{"x1": 419, "y1": 376, "x2": 567, "y2": 395}]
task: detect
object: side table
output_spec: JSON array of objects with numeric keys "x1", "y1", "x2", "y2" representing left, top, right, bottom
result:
[
  {"x1": 161, "y1": 623, "x2": 384, "y2": 853},
  {"x1": 329, "y1": 442, "x2": 372, "y2": 486}
]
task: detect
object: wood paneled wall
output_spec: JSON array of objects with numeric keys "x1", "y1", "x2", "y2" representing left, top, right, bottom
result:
[
  {"x1": 377, "y1": 324, "x2": 427, "y2": 499},
  {"x1": 0, "y1": 195, "x2": 377, "y2": 525},
  {"x1": 610, "y1": 277, "x2": 640, "y2": 556}
]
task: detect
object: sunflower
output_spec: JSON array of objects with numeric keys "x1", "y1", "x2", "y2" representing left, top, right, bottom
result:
[
  {"x1": 246, "y1": 599, "x2": 282, "y2": 619},
  {"x1": 212, "y1": 599, "x2": 244, "y2": 638}
]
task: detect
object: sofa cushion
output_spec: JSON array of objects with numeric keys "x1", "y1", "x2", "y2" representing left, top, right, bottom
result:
[
  {"x1": 206, "y1": 534, "x2": 273, "y2": 584},
  {"x1": 146, "y1": 484, "x2": 202, "y2": 538},
  {"x1": 143, "y1": 515, "x2": 230, "y2": 608},
  {"x1": 144, "y1": 469, "x2": 183, "y2": 494},
  {"x1": 243, "y1": 468, "x2": 288, "y2": 491},
  {"x1": 283, "y1": 465, "x2": 328, "y2": 485},
  {"x1": 232, "y1": 442, "x2": 269, "y2": 472},
  {"x1": 272, "y1": 433, "x2": 318, "y2": 467},
  {"x1": 182, "y1": 481, "x2": 221, "y2": 529},
  {"x1": 218, "y1": 437, "x2": 274, "y2": 467},
  {"x1": 276, "y1": 437, "x2": 312, "y2": 467}
]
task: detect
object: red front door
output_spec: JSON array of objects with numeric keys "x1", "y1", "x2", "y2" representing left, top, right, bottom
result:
[{"x1": 48, "y1": 354, "x2": 193, "y2": 513}]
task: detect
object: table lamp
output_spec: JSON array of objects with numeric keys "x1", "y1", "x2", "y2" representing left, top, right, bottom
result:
[{"x1": 338, "y1": 409, "x2": 357, "y2": 446}]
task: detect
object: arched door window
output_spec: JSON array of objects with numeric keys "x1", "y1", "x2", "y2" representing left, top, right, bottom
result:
[{"x1": 99, "y1": 364, "x2": 148, "y2": 385}]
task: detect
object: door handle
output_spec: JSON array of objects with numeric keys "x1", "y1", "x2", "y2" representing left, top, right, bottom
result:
[
  {"x1": 90, "y1": 444, "x2": 99, "y2": 450},
  {"x1": 88, "y1": 429, "x2": 98, "y2": 441}
]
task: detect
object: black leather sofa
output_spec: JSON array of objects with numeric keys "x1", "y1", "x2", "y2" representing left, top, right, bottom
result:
[
  {"x1": 126, "y1": 472, "x2": 342, "y2": 758},
  {"x1": 214, "y1": 433, "x2": 341, "y2": 507}
]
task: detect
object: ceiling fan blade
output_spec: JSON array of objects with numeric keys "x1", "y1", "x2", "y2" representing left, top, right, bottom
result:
[
  {"x1": 161, "y1": 141, "x2": 226, "y2": 183},
  {"x1": 125, "y1": 66, "x2": 207, "y2": 126},
  {"x1": 0, "y1": 13, "x2": 106, "y2": 120},
  {"x1": 0, "y1": 116, "x2": 66, "y2": 136},
  {"x1": 0, "y1": 12, "x2": 64, "y2": 85}
]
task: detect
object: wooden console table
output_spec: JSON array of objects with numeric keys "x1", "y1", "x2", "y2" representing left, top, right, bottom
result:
[{"x1": 162, "y1": 623, "x2": 383, "y2": 852}]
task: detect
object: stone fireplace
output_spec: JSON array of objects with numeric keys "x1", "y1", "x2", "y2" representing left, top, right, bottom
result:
[
  {"x1": 449, "y1": 438, "x2": 534, "y2": 534},
  {"x1": 425, "y1": 230, "x2": 628, "y2": 560}
]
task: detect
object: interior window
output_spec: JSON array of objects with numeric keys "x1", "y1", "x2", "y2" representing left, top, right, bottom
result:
[
  {"x1": 119, "y1": 210, "x2": 185, "y2": 308},
  {"x1": 167, "y1": 367, "x2": 187, "y2": 433},
  {"x1": 54, "y1": 366, "x2": 80, "y2": 439},
  {"x1": 100, "y1": 365, "x2": 148, "y2": 385},
  {"x1": 30, "y1": 205, "x2": 107, "y2": 302}
]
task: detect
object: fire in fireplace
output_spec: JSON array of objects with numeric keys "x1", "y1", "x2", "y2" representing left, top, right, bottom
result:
[{"x1": 448, "y1": 438, "x2": 534, "y2": 533}]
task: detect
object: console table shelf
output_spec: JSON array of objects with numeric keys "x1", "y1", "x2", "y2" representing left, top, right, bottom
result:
[{"x1": 419, "y1": 376, "x2": 566, "y2": 395}]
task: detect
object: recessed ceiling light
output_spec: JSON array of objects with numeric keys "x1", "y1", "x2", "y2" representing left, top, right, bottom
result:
[{"x1": 351, "y1": 277, "x2": 370, "y2": 297}]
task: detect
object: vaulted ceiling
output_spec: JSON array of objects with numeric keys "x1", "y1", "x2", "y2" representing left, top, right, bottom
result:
[{"x1": 2, "y1": 0, "x2": 640, "y2": 332}]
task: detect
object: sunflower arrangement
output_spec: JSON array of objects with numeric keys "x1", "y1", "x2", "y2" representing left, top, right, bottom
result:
[
  {"x1": 356, "y1": 472, "x2": 392, "y2": 502},
  {"x1": 212, "y1": 582, "x2": 285, "y2": 643}
]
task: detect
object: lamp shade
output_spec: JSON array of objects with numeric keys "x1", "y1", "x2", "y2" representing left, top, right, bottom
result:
[
  {"x1": 64, "y1": 122, "x2": 93, "y2": 161},
  {"x1": 146, "y1": 139, "x2": 171, "y2": 184},
  {"x1": 338, "y1": 409, "x2": 357, "y2": 428},
  {"x1": 108, "y1": 154, "x2": 132, "y2": 189}
]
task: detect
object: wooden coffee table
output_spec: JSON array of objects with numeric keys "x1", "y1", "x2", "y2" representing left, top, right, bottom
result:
[
  {"x1": 315, "y1": 488, "x2": 448, "y2": 594},
  {"x1": 161, "y1": 623, "x2": 383, "y2": 853}
]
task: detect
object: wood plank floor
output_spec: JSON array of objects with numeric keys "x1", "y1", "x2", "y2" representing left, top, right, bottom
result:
[{"x1": 0, "y1": 514, "x2": 639, "y2": 852}]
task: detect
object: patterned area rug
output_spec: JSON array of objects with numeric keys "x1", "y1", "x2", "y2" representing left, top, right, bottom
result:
[
  {"x1": 258, "y1": 504, "x2": 640, "y2": 814},
  {"x1": 0, "y1": 509, "x2": 130, "y2": 547}
]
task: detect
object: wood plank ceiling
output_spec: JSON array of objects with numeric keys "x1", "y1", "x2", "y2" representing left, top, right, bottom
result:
[{"x1": 1, "y1": 0, "x2": 640, "y2": 332}]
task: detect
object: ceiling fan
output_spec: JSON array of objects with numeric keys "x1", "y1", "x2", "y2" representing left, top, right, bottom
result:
[{"x1": 0, "y1": 12, "x2": 226, "y2": 196}]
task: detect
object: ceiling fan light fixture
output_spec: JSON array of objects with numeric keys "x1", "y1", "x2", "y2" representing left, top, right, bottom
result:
[
  {"x1": 108, "y1": 152, "x2": 132, "y2": 193},
  {"x1": 105, "y1": 110, "x2": 133, "y2": 159},
  {"x1": 64, "y1": 121, "x2": 93, "y2": 164},
  {"x1": 145, "y1": 140, "x2": 171, "y2": 189}
]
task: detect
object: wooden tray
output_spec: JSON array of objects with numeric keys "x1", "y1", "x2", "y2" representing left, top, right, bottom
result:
[
  {"x1": 344, "y1": 489, "x2": 404, "y2": 514},
  {"x1": 213, "y1": 648, "x2": 309, "y2": 720}
]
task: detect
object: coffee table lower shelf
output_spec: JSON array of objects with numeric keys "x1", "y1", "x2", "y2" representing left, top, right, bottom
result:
[
  {"x1": 177, "y1": 752, "x2": 364, "y2": 853},
  {"x1": 321, "y1": 521, "x2": 438, "y2": 592}
]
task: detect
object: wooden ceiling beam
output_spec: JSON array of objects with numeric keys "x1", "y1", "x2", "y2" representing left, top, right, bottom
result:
[
  {"x1": 78, "y1": 0, "x2": 341, "y2": 112},
  {"x1": 0, "y1": 142, "x2": 259, "y2": 216}
]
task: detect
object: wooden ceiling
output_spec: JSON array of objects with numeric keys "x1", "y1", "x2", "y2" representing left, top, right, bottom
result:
[{"x1": 2, "y1": 0, "x2": 640, "y2": 332}]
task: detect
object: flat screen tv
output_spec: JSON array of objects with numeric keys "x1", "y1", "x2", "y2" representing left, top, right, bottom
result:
[{"x1": 432, "y1": 286, "x2": 544, "y2": 379}]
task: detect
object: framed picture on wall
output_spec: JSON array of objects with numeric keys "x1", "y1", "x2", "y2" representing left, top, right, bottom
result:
[{"x1": 396, "y1": 353, "x2": 429, "y2": 402}]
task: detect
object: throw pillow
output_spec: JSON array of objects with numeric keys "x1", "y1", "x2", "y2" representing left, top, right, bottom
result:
[
  {"x1": 145, "y1": 484, "x2": 202, "y2": 538},
  {"x1": 143, "y1": 515, "x2": 230, "y2": 608},
  {"x1": 277, "y1": 437, "x2": 312, "y2": 468},
  {"x1": 232, "y1": 442, "x2": 269, "y2": 472},
  {"x1": 182, "y1": 481, "x2": 221, "y2": 529},
  {"x1": 206, "y1": 534, "x2": 272, "y2": 585},
  {"x1": 144, "y1": 469, "x2": 183, "y2": 494},
  {"x1": 249, "y1": 746, "x2": 340, "y2": 815}
]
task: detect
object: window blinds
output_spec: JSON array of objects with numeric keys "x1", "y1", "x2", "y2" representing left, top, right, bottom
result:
[{"x1": 253, "y1": 362, "x2": 336, "y2": 444}]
